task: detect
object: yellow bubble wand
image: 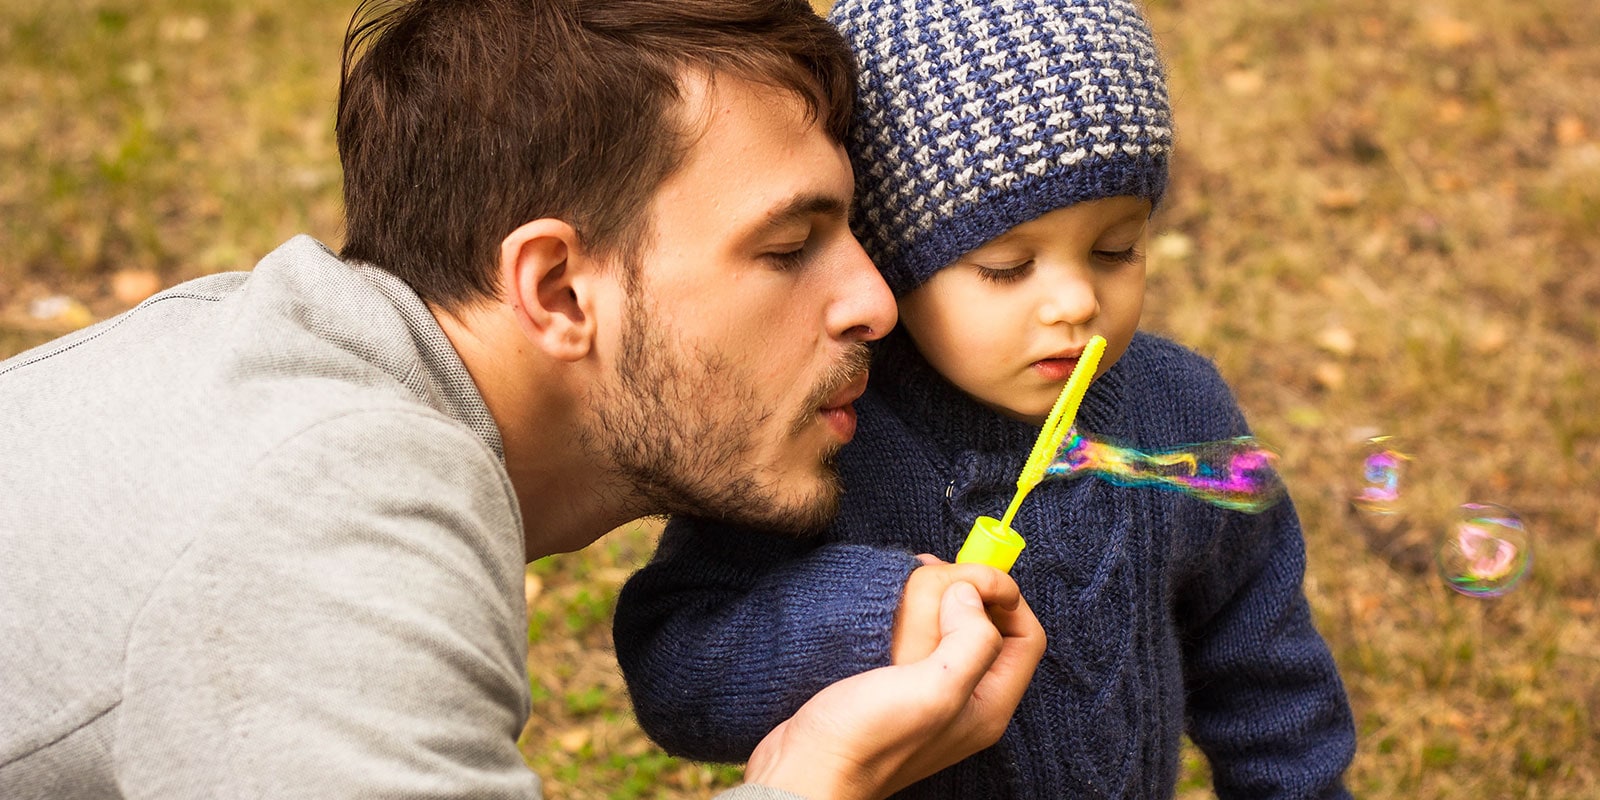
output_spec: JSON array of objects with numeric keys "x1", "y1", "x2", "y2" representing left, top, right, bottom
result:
[{"x1": 955, "y1": 335, "x2": 1107, "y2": 572}]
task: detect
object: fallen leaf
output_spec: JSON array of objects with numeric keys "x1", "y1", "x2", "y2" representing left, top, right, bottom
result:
[
  {"x1": 1313, "y1": 362, "x2": 1346, "y2": 391},
  {"x1": 1223, "y1": 69, "x2": 1264, "y2": 96},
  {"x1": 524, "y1": 573, "x2": 544, "y2": 608},
  {"x1": 1435, "y1": 98, "x2": 1467, "y2": 125},
  {"x1": 1316, "y1": 326, "x2": 1358, "y2": 357},
  {"x1": 1430, "y1": 172, "x2": 1466, "y2": 193},
  {"x1": 1472, "y1": 322, "x2": 1508, "y2": 355},
  {"x1": 29, "y1": 295, "x2": 95, "y2": 328},
  {"x1": 1318, "y1": 187, "x2": 1362, "y2": 212},
  {"x1": 1149, "y1": 231, "x2": 1195, "y2": 264},
  {"x1": 556, "y1": 727, "x2": 590, "y2": 753},
  {"x1": 111, "y1": 269, "x2": 162, "y2": 306},
  {"x1": 1422, "y1": 15, "x2": 1479, "y2": 50},
  {"x1": 159, "y1": 16, "x2": 209, "y2": 43},
  {"x1": 1349, "y1": 592, "x2": 1382, "y2": 624},
  {"x1": 1555, "y1": 115, "x2": 1588, "y2": 146}
]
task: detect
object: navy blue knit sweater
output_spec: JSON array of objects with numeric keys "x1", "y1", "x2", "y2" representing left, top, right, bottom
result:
[{"x1": 615, "y1": 332, "x2": 1356, "y2": 799}]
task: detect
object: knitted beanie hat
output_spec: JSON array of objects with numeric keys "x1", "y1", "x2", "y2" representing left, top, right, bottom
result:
[{"x1": 828, "y1": 0, "x2": 1172, "y2": 295}]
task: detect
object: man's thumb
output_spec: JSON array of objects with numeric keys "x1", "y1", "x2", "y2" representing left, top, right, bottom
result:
[{"x1": 939, "y1": 580, "x2": 987, "y2": 636}]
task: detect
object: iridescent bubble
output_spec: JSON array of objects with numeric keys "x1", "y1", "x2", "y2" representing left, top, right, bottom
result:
[
  {"x1": 1352, "y1": 435, "x2": 1409, "y2": 515},
  {"x1": 1436, "y1": 503, "x2": 1531, "y2": 598},
  {"x1": 1046, "y1": 428, "x2": 1285, "y2": 513}
]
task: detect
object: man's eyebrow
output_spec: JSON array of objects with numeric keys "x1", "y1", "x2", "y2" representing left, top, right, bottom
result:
[{"x1": 753, "y1": 193, "x2": 850, "y2": 235}]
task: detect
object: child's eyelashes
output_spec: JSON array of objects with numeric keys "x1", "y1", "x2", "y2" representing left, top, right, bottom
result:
[
  {"x1": 975, "y1": 261, "x2": 1033, "y2": 284},
  {"x1": 971, "y1": 247, "x2": 1140, "y2": 284},
  {"x1": 1094, "y1": 245, "x2": 1143, "y2": 266}
]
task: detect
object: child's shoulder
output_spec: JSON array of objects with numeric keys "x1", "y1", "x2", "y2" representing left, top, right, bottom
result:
[{"x1": 1119, "y1": 331, "x2": 1248, "y2": 438}]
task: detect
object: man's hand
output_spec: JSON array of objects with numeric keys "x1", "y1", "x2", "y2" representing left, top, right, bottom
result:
[
  {"x1": 741, "y1": 575, "x2": 1045, "y2": 800},
  {"x1": 891, "y1": 554, "x2": 1021, "y2": 665}
]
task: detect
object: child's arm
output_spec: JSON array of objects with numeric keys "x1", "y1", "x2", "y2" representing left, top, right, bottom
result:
[
  {"x1": 741, "y1": 571, "x2": 1042, "y2": 800},
  {"x1": 1179, "y1": 498, "x2": 1357, "y2": 800},
  {"x1": 613, "y1": 514, "x2": 920, "y2": 762}
]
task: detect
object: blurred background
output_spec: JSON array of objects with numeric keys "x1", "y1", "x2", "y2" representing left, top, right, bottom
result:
[{"x1": 2, "y1": 0, "x2": 1596, "y2": 796}]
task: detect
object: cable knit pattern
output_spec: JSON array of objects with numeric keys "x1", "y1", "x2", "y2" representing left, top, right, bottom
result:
[
  {"x1": 615, "y1": 332, "x2": 1357, "y2": 799},
  {"x1": 829, "y1": 0, "x2": 1173, "y2": 294}
]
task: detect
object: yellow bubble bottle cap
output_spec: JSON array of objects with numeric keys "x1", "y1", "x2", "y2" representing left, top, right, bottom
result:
[{"x1": 955, "y1": 515, "x2": 1026, "y2": 573}]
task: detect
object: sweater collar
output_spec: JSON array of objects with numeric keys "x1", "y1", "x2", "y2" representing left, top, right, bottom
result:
[
  {"x1": 869, "y1": 330, "x2": 1128, "y2": 459},
  {"x1": 326, "y1": 243, "x2": 506, "y2": 461}
]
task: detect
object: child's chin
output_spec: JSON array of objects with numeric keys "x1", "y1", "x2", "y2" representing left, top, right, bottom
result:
[{"x1": 986, "y1": 399, "x2": 1051, "y2": 427}]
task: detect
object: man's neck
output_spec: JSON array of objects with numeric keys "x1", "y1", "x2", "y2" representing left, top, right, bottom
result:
[{"x1": 430, "y1": 302, "x2": 637, "y2": 560}]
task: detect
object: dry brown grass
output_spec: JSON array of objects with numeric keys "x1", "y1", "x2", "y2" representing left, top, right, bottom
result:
[
  {"x1": 3, "y1": 0, "x2": 1596, "y2": 797},
  {"x1": 1145, "y1": 0, "x2": 1600, "y2": 795}
]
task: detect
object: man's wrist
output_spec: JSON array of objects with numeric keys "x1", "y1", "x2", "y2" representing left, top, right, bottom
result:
[
  {"x1": 744, "y1": 728, "x2": 866, "y2": 800},
  {"x1": 718, "y1": 782, "x2": 814, "y2": 800},
  {"x1": 723, "y1": 784, "x2": 814, "y2": 800}
]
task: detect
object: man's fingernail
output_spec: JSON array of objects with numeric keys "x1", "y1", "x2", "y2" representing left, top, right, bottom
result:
[{"x1": 951, "y1": 581, "x2": 982, "y2": 608}]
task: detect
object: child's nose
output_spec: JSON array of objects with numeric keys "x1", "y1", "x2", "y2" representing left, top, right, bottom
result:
[{"x1": 1037, "y1": 271, "x2": 1099, "y2": 326}]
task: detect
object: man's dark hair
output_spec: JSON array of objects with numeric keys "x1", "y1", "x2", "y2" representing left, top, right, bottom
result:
[{"x1": 337, "y1": 0, "x2": 856, "y2": 309}]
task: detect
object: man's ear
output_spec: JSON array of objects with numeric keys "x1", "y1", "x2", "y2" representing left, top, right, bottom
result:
[{"x1": 499, "y1": 219, "x2": 599, "y2": 362}]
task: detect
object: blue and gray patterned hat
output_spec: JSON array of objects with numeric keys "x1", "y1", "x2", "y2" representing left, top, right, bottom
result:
[{"x1": 828, "y1": 0, "x2": 1172, "y2": 295}]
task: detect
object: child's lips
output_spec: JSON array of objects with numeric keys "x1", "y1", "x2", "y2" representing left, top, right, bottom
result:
[{"x1": 1031, "y1": 357, "x2": 1079, "y2": 382}]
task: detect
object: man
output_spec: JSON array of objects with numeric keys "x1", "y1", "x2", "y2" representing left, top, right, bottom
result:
[{"x1": 0, "y1": 1, "x2": 1045, "y2": 798}]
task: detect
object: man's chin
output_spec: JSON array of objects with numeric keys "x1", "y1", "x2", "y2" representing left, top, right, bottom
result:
[
  {"x1": 675, "y1": 470, "x2": 841, "y2": 538},
  {"x1": 746, "y1": 491, "x2": 840, "y2": 538}
]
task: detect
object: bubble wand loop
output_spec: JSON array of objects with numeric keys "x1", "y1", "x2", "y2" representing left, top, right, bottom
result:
[{"x1": 956, "y1": 335, "x2": 1106, "y2": 572}]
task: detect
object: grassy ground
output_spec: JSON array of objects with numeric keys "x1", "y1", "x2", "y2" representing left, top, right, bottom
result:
[{"x1": 4, "y1": 0, "x2": 1596, "y2": 797}]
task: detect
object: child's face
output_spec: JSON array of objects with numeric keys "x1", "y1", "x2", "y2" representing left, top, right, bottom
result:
[{"x1": 897, "y1": 196, "x2": 1151, "y2": 426}]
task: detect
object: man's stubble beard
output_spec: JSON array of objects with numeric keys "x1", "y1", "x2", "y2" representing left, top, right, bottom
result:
[{"x1": 583, "y1": 289, "x2": 868, "y2": 536}]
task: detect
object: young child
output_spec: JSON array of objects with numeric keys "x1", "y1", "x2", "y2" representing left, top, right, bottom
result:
[{"x1": 614, "y1": 0, "x2": 1357, "y2": 796}]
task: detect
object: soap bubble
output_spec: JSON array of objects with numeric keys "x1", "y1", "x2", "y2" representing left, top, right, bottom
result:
[
  {"x1": 1047, "y1": 429, "x2": 1285, "y2": 513},
  {"x1": 1437, "y1": 503, "x2": 1531, "y2": 598},
  {"x1": 1352, "y1": 435, "x2": 1408, "y2": 515}
]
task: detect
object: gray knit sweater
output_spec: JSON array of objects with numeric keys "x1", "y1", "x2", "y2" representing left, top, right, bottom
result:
[{"x1": 0, "y1": 236, "x2": 800, "y2": 800}]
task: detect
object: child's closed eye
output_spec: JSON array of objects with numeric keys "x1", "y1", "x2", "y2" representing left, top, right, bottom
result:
[
  {"x1": 974, "y1": 260, "x2": 1034, "y2": 284},
  {"x1": 1093, "y1": 246, "x2": 1143, "y2": 266}
]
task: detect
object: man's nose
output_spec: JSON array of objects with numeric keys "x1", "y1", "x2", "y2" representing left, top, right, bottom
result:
[{"x1": 830, "y1": 236, "x2": 898, "y2": 342}]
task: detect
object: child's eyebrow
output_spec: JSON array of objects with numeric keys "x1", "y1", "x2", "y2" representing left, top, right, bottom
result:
[
  {"x1": 982, "y1": 230, "x2": 1021, "y2": 246},
  {"x1": 968, "y1": 229, "x2": 1023, "y2": 252}
]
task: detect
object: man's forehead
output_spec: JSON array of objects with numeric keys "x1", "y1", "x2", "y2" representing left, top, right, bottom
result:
[
  {"x1": 670, "y1": 69, "x2": 826, "y2": 154},
  {"x1": 655, "y1": 72, "x2": 852, "y2": 220}
]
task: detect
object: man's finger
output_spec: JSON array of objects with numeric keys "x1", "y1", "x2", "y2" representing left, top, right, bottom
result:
[
  {"x1": 920, "y1": 581, "x2": 1006, "y2": 695},
  {"x1": 965, "y1": 591, "x2": 1046, "y2": 736},
  {"x1": 936, "y1": 563, "x2": 1023, "y2": 611}
]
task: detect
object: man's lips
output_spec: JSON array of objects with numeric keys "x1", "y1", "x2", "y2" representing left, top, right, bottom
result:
[
  {"x1": 820, "y1": 371, "x2": 870, "y2": 411},
  {"x1": 819, "y1": 372, "x2": 869, "y2": 441}
]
